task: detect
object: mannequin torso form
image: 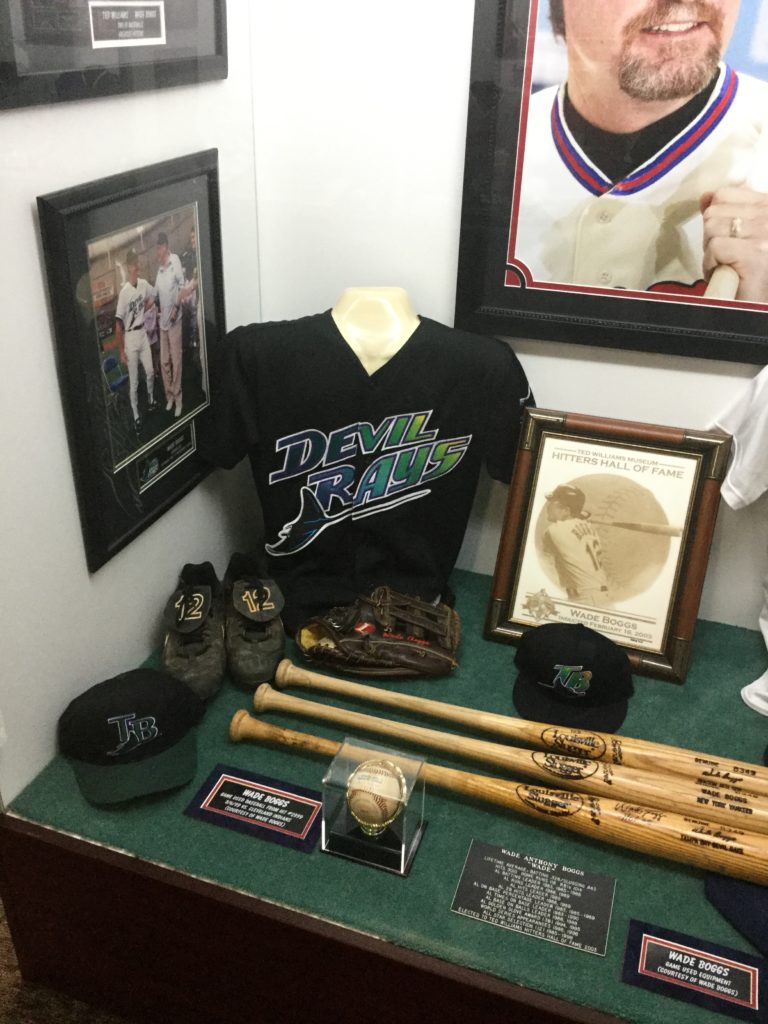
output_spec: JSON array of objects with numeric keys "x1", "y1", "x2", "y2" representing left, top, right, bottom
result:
[{"x1": 331, "y1": 287, "x2": 420, "y2": 375}]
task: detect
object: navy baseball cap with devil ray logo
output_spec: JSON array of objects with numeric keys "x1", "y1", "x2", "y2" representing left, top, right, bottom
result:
[
  {"x1": 513, "y1": 623, "x2": 634, "y2": 732},
  {"x1": 58, "y1": 668, "x2": 205, "y2": 805}
]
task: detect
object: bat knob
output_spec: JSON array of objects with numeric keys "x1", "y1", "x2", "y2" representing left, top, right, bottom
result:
[
  {"x1": 274, "y1": 658, "x2": 293, "y2": 689},
  {"x1": 229, "y1": 709, "x2": 250, "y2": 742},
  {"x1": 253, "y1": 683, "x2": 273, "y2": 713}
]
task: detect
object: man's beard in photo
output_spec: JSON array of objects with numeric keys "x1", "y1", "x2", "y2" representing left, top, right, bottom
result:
[{"x1": 618, "y1": 1, "x2": 724, "y2": 101}]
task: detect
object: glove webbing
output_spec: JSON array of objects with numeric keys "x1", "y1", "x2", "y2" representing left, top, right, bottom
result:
[{"x1": 369, "y1": 586, "x2": 453, "y2": 642}]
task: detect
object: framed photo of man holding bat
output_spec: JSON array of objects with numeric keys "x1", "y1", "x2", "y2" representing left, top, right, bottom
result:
[
  {"x1": 455, "y1": 0, "x2": 768, "y2": 364},
  {"x1": 486, "y1": 409, "x2": 732, "y2": 681}
]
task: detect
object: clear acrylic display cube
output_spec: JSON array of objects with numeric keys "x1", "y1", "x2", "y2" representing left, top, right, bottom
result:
[{"x1": 321, "y1": 737, "x2": 425, "y2": 875}]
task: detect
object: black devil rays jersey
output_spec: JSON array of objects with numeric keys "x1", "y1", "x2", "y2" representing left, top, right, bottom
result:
[{"x1": 205, "y1": 311, "x2": 533, "y2": 629}]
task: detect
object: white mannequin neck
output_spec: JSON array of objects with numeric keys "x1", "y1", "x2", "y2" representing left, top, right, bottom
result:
[{"x1": 331, "y1": 287, "x2": 420, "y2": 375}]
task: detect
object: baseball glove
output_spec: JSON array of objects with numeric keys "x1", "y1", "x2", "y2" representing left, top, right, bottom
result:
[{"x1": 295, "y1": 586, "x2": 460, "y2": 678}]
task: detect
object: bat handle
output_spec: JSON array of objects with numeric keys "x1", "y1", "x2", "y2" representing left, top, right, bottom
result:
[
  {"x1": 230, "y1": 709, "x2": 342, "y2": 759},
  {"x1": 229, "y1": 709, "x2": 256, "y2": 742},
  {"x1": 275, "y1": 658, "x2": 301, "y2": 689},
  {"x1": 275, "y1": 658, "x2": 338, "y2": 692},
  {"x1": 705, "y1": 265, "x2": 739, "y2": 300}
]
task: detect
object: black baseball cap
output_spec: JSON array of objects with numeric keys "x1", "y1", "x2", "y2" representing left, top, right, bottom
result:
[
  {"x1": 705, "y1": 874, "x2": 768, "y2": 959},
  {"x1": 513, "y1": 623, "x2": 634, "y2": 732},
  {"x1": 703, "y1": 745, "x2": 768, "y2": 953},
  {"x1": 156, "y1": 231, "x2": 169, "y2": 246},
  {"x1": 58, "y1": 668, "x2": 205, "y2": 805}
]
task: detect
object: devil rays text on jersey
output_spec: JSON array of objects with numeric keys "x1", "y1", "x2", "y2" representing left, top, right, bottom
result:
[{"x1": 266, "y1": 410, "x2": 471, "y2": 556}]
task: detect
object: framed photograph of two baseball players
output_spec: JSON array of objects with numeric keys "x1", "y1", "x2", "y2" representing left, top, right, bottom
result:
[
  {"x1": 486, "y1": 409, "x2": 732, "y2": 681},
  {"x1": 37, "y1": 149, "x2": 224, "y2": 571},
  {"x1": 455, "y1": 0, "x2": 768, "y2": 364},
  {"x1": 0, "y1": 0, "x2": 227, "y2": 111}
]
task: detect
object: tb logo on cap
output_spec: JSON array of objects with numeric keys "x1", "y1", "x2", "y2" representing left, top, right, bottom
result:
[
  {"x1": 540, "y1": 665, "x2": 592, "y2": 698},
  {"x1": 106, "y1": 713, "x2": 159, "y2": 755}
]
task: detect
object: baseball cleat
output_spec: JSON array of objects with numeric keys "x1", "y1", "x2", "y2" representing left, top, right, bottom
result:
[
  {"x1": 224, "y1": 553, "x2": 286, "y2": 689},
  {"x1": 161, "y1": 562, "x2": 226, "y2": 700}
]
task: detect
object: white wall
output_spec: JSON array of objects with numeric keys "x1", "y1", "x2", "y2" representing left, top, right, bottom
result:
[
  {"x1": 1, "y1": 0, "x2": 765, "y2": 803},
  {"x1": 0, "y1": 3, "x2": 260, "y2": 804}
]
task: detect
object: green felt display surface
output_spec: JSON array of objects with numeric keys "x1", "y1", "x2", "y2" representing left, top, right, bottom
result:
[{"x1": 10, "y1": 570, "x2": 768, "y2": 1024}]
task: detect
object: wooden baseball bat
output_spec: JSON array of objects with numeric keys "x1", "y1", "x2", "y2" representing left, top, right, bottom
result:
[
  {"x1": 705, "y1": 265, "x2": 740, "y2": 299},
  {"x1": 703, "y1": 134, "x2": 768, "y2": 301},
  {"x1": 591, "y1": 520, "x2": 682, "y2": 537},
  {"x1": 274, "y1": 659, "x2": 768, "y2": 799},
  {"x1": 254, "y1": 684, "x2": 768, "y2": 834},
  {"x1": 229, "y1": 711, "x2": 768, "y2": 885}
]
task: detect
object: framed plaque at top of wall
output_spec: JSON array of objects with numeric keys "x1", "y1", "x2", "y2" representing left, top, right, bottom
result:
[{"x1": 0, "y1": 0, "x2": 227, "y2": 110}]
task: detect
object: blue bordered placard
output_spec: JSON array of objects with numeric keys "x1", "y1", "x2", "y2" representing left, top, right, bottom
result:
[
  {"x1": 185, "y1": 763, "x2": 322, "y2": 853},
  {"x1": 622, "y1": 919, "x2": 766, "y2": 1021}
]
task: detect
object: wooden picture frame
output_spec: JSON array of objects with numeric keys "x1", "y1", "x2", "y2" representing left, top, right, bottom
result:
[
  {"x1": 486, "y1": 408, "x2": 732, "y2": 681},
  {"x1": 0, "y1": 0, "x2": 227, "y2": 110},
  {"x1": 455, "y1": 0, "x2": 768, "y2": 364},
  {"x1": 37, "y1": 149, "x2": 225, "y2": 571}
]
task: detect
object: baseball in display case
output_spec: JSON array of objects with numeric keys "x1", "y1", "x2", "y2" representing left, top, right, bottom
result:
[{"x1": 322, "y1": 738, "x2": 425, "y2": 876}]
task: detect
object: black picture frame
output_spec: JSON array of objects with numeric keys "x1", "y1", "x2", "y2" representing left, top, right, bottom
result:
[
  {"x1": 38, "y1": 149, "x2": 225, "y2": 571},
  {"x1": 0, "y1": 0, "x2": 227, "y2": 110},
  {"x1": 486, "y1": 408, "x2": 731, "y2": 682},
  {"x1": 454, "y1": 0, "x2": 768, "y2": 364}
]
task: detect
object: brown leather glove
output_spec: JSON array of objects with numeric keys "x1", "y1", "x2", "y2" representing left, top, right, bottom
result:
[{"x1": 295, "y1": 586, "x2": 460, "y2": 678}]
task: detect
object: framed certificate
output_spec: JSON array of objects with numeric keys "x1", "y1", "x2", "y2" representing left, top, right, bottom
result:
[{"x1": 486, "y1": 408, "x2": 731, "y2": 681}]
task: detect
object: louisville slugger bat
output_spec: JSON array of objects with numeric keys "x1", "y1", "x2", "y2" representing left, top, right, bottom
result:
[
  {"x1": 274, "y1": 659, "x2": 768, "y2": 798},
  {"x1": 254, "y1": 684, "x2": 768, "y2": 834},
  {"x1": 229, "y1": 711, "x2": 768, "y2": 885}
]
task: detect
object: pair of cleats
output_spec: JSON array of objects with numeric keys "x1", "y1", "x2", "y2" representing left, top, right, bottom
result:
[
  {"x1": 161, "y1": 556, "x2": 285, "y2": 699},
  {"x1": 165, "y1": 397, "x2": 183, "y2": 417}
]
